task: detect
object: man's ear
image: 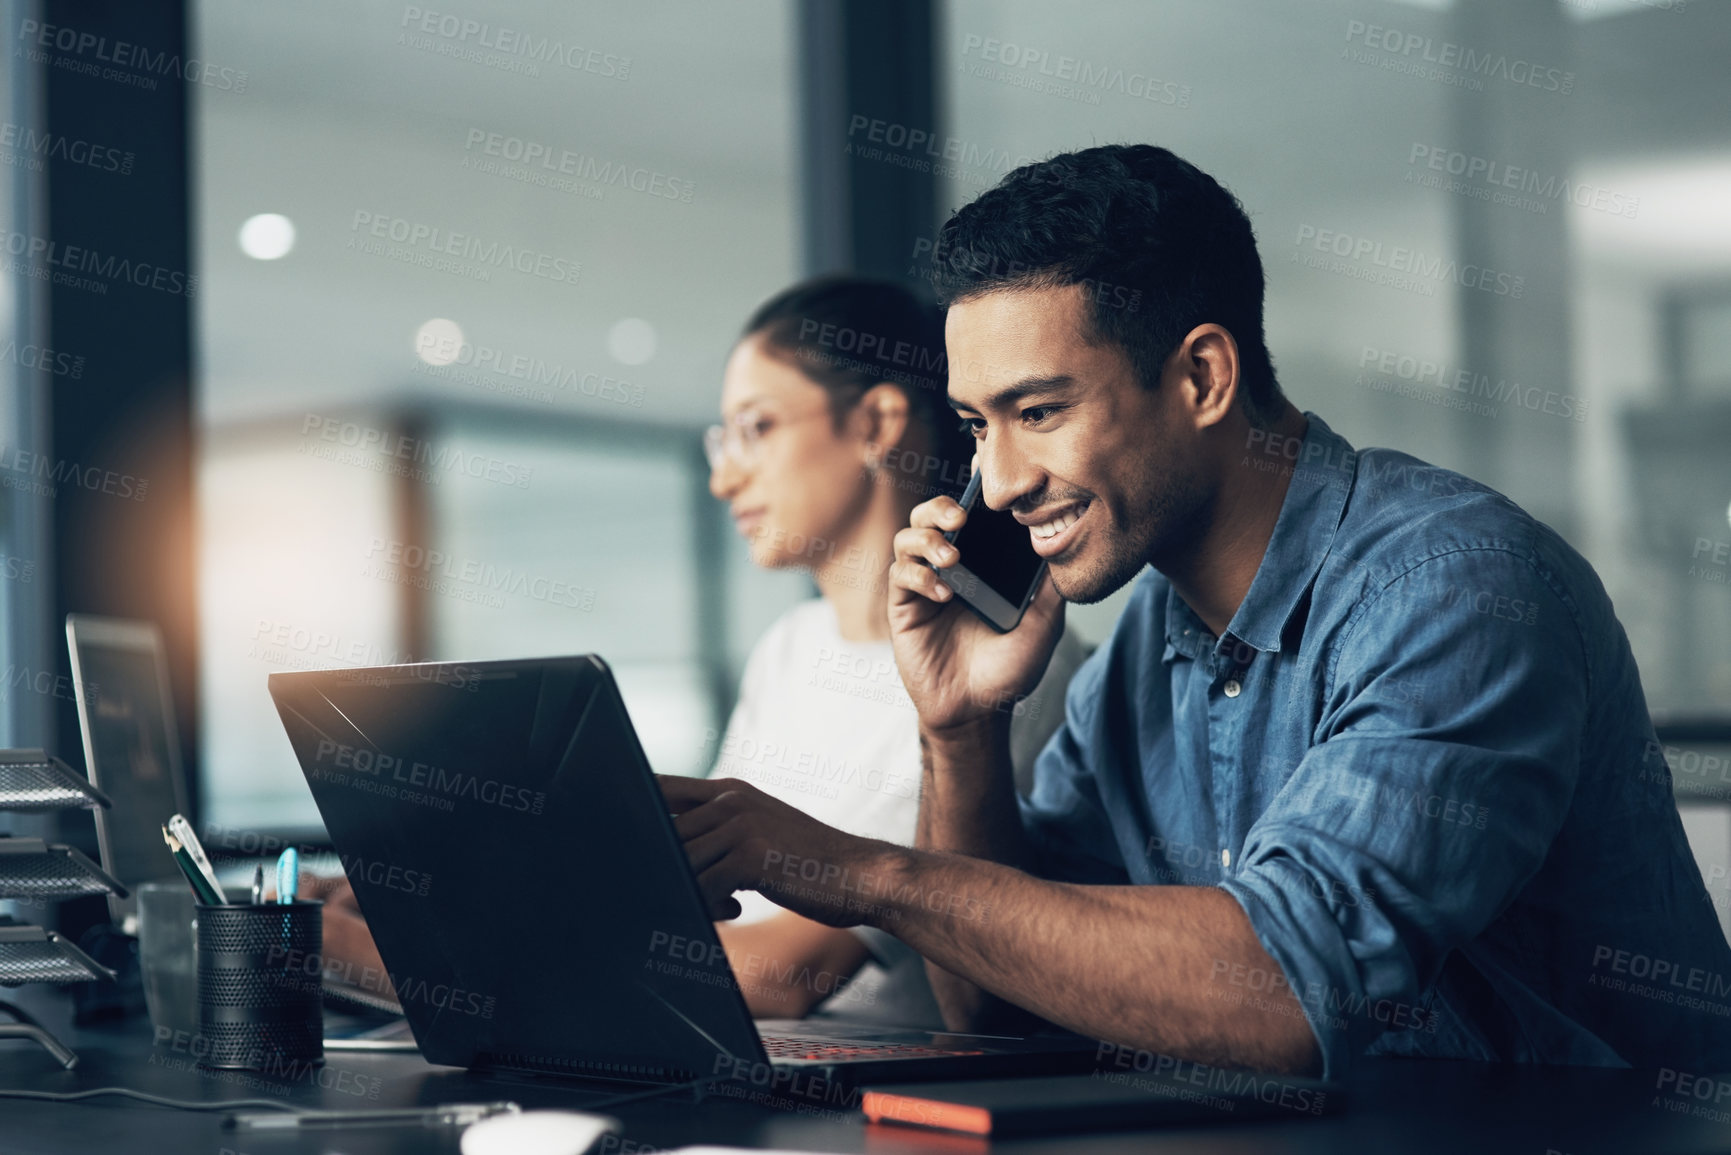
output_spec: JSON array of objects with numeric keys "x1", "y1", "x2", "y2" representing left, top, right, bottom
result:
[
  {"x1": 852, "y1": 383, "x2": 911, "y2": 464},
  {"x1": 1172, "y1": 324, "x2": 1241, "y2": 432}
]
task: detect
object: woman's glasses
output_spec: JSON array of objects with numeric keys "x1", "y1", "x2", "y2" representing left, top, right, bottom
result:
[{"x1": 703, "y1": 406, "x2": 834, "y2": 471}]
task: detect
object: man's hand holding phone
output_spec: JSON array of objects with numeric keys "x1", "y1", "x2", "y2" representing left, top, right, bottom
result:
[{"x1": 889, "y1": 490, "x2": 1065, "y2": 739}]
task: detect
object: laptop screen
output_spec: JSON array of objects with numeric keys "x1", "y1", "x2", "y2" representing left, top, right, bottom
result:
[
  {"x1": 270, "y1": 655, "x2": 766, "y2": 1079},
  {"x1": 66, "y1": 617, "x2": 189, "y2": 917}
]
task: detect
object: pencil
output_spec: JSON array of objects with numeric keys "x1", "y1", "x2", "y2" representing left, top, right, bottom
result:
[{"x1": 162, "y1": 826, "x2": 225, "y2": 905}]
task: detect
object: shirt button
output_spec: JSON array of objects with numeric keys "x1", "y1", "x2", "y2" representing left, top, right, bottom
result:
[
  {"x1": 1221, "y1": 848, "x2": 1232, "y2": 868},
  {"x1": 1224, "y1": 679, "x2": 1242, "y2": 698}
]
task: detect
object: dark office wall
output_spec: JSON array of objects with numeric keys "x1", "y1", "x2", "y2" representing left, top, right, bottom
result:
[
  {"x1": 42, "y1": 0, "x2": 197, "y2": 814},
  {"x1": 799, "y1": 0, "x2": 938, "y2": 280}
]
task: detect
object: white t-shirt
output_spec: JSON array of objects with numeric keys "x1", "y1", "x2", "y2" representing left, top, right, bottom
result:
[
  {"x1": 709, "y1": 598, "x2": 1088, "y2": 1025},
  {"x1": 711, "y1": 599, "x2": 924, "y2": 847}
]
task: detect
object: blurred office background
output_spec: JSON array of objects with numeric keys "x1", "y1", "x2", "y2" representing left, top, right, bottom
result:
[{"x1": 1, "y1": 0, "x2": 1729, "y2": 920}]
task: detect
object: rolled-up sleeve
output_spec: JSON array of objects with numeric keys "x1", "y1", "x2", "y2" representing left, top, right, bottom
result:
[{"x1": 1217, "y1": 549, "x2": 1586, "y2": 1078}]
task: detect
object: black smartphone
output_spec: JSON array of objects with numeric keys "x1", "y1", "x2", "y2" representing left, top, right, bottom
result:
[{"x1": 932, "y1": 471, "x2": 1048, "y2": 632}]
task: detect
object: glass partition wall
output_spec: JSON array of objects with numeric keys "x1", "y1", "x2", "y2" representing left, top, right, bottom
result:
[{"x1": 192, "y1": 2, "x2": 1731, "y2": 871}]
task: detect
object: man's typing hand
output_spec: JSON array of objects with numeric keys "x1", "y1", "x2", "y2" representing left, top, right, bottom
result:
[
  {"x1": 300, "y1": 872, "x2": 395, "y2": 999},
  {"x1": 659, "y1": 774, "x2": 907, "y2": 928}
]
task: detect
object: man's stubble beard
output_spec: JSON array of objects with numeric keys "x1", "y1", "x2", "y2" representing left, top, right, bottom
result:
[{"x1": 1050, "y1": 446, "x2": 1210, "y2": 606}]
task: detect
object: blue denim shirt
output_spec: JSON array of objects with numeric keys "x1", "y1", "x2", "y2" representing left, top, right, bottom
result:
[{"x1": 1021, "y1": 411, "x2": 1731, "y2": 1078}]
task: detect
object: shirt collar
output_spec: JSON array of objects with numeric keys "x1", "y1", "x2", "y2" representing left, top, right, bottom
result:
[{"x1": 1163, "y1": 411, "x2": 1356, "y2": 660}]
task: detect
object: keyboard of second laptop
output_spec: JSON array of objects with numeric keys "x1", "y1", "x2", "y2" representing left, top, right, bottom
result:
[{"x1": 759, "y1": 1035, "x2": 985, "y2": 1061}]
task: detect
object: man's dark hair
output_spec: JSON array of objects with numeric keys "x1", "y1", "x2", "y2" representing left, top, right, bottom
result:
[
  {"x1": 928, "y1": 144, "x2": 1286, "y2": 428},
  {"x1": 742, "y1": 275, "x2": 972, "y2": 497}
]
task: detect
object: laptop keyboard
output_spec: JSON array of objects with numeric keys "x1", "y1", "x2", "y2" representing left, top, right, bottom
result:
[{"x1": 760, "y1": 1035, "x2": 985, "y2": 1062}]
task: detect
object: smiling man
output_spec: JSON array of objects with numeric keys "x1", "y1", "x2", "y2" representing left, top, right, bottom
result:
[{"x1": 660, "y1": 144, "x2": 1731, "y2": 1078}]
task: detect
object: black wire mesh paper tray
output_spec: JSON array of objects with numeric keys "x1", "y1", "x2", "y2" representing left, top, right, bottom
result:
[
  {"x1": 0, "y1": 925, "x2": 116, "y2": 985},
  {"x1": 0, "y1": 839, "x2": 129, "y2": 901},
  {"x1": 0, "y1": 749, "x2": 111, "y2": 811}
]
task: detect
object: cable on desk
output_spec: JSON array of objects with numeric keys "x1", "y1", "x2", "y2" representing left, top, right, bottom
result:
[
  {"x1": 0, "y1": 1074, "x2": 811, "y2": 1118},
  {"x1": 0, "y1": 1086, "x2": 306, "y2": 1113}
]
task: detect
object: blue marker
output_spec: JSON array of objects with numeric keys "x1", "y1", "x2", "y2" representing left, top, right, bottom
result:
[{"x1": 276, "y1": 847, "x2": 298, "y2": 905}]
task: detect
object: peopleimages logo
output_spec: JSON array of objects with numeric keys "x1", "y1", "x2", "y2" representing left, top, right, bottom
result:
[
  {"x1": 398, "y1": 7, "x2": 630, "y2": 79},
  {"x1": 347, "y1": 211, "x2": 580, "y2": 286},
  {"x1": 844, "y1": 116, "x2": 1038, "y2": 187},
  {"x1": 1589, "y1": 944, "x2": 1731, "y2": 1014},
  {"x1": 705, "y1": 726, "x2": 919, "y2": 803},
  {"x1": 17, "y1": 18, "x2": 249, "y2": 93},
  {"x1": 362, "y1": 537, "x2": 598, "y2": 612},
  {"x1": 1357, "y1": 345, "x2": 1586, "y2": 423},
  {"x1": 301, "y1": 414, "x2": 535, "y2": 488},
  {"x1": 1294, "y1": 224, "x2": 1525, "y2": 299},
  {"x1": 0, "y1": 663, "x2": 96, "y2": 704},
  {"x1": 0, "y1": 442, "x2": 149, "y2": 501},
  {"x1": 0, "y1": 339, "x2": 84, "y2": 380},
  {"x1": 956, "y1": 34, "x2": 1192, "y2": 108},
  {"x1": 1093, "y1": 1043, "x2": 1329, "y2": 1115},
  {"x1": 761, "y1": 850, "x2": 989, "y2": 923},
  {"x1": 411, "y1": 330, "x2": 646, "y2": 409},
  {"x1": 0, "y1": 226, "x2": 196, "y2": 298},
  {"x1": 462, "y1": 129, "x2": 694, "y2": 203},
  {"x1": 152, "y1": 1027, "x2": 382, "y2": 1097},
  {"x1": 1406, "y1": 144, "x2": 1638, "y2": 219},
  {"x1": 1342, "y1": 20, "x2": 1575, "y2": 95},
  {"x1": 0, "y1": 121, "x2": 134, "y2": 175},
  {"x1": 311, "y1": 737, "x2": 547, "y2": 817}
]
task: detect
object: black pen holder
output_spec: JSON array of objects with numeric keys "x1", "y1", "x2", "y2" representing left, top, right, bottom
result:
[{"x1": 194, "y1": 901, "x2": 324, "y2": 1070}]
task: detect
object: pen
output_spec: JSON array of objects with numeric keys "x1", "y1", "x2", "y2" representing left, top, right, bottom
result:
[
  {"x1": 162, "y1": 826, "x2": 224, "y2": 906},
  {"x1": 227, "y1": 1101, "x2": 520, "y2": 1130},
  {"x1": 167, "y1": 813, "x2": 228, "y2": 903},
  {"x1": 251, "y1": 864, "x2": 264, "y2": 905},
  {"x1": 276, "y1": 847, "x2": 298, "y2": 905}
]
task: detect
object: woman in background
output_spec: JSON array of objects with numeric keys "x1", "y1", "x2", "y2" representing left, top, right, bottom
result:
[
  {"x1": 705, "y1": 276, "x2": 1085, "y2": 1027},
  {"x1": 306, "y1": 277, "x2": 1086, "y2": 1024}
]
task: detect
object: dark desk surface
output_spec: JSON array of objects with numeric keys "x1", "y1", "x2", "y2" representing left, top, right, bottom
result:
[{"x1": 0, "y1": 990, "x2": 1725, "y2": 1155}]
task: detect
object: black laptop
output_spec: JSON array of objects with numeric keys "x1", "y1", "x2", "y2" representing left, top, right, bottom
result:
[{"x1": 268, "y1": 655, "x2": 1098, "y2": 1086}]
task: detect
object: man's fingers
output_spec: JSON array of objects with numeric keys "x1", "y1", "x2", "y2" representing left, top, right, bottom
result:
[
  {"x1": 893, "y1": 524, "x2": 960, "y2": 567},
  {"x1": 889, "y1": 557, "x2": 955, "y2": 606},
  {"x1": 924, "y1": 525, "x2": 958, "y2": 561},
  {"x1": 657, "y1": 772, "x2": 734, "y2": 813},
  {"x1": 681, "y1": 823, "x2": 758, "y2": 880},
  {"x1": 669, "y1": 784, "x2": 756, "y2": 844},
  {"x1": 695, "y1": 874, "x2": 742, "y2": 920},
  {"x1": 908, "y1": 495, "x2": 966, "y2": 533},
  {"x1": 693, "y1": 851, "x2": 754, "y2": 919},
  {"x1": 671, "y1": 803, "x2": 732, "y2": 847}
]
